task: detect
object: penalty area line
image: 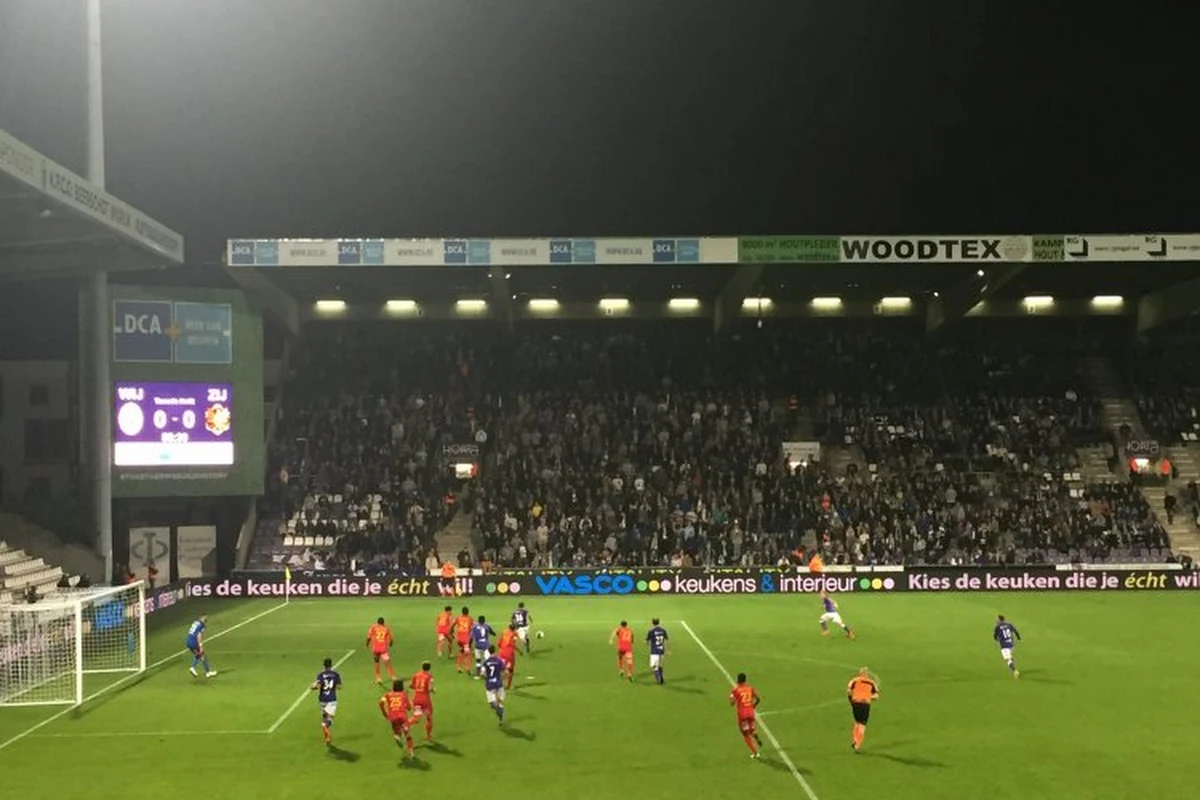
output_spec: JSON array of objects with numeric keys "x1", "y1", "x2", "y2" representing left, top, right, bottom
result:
[
  {"x1": 679, "y1": 620, "x2": 820, "y2": 800},
  {"x1": 267, "y1": 649, "x2": 355, "y2": 734},
  {"x1": 28, "y1": 729, "x2": 266, "y2": 739},
  {"x1": 0, "y1": 600, "x2": 290, "y2": 754}
]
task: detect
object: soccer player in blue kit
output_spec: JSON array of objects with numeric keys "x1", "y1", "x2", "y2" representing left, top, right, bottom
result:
[
  {"x1": 471, "y1": 616, "x2": 497, "y2": 677},
  {"x1": 511, "y1": 602, "x2": 532, "y2": 654},
  {"x1": 646, "y1": 618, "x2": 669, "y2": 684},
  {"x1": 311, "y1": 657, "x2": 343, "y2": 744},
  {"x1": 481, "y1": 646, "x2": 507, "y2": 723},
  {"x1": 185, "y1": 615, "x2": 217, "y2": 678},
  {"x1": 994, "y1": 615, "x2": 1022, "y2": 679}
]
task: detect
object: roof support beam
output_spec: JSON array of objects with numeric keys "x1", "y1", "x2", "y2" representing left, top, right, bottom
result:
[
  {"x1": 926, "y1": 264, "x2": 1027, "y2": 336},
  {"x1": 714, "y1": 265, "x2": 762, "y2": 334},
  {"x1": 1136, "y1": 276, "x2": 1200, "y2": 333},
  {"x1": 489, "y1": 269, "x2": 514, "y2": 334},
  {"x1": 223, "y1": 266, "x2": 300, "y2": 337}
]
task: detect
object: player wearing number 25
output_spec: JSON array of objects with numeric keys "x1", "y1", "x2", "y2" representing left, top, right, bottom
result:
[{"x1": 311, "y1": 657, "x2": 342, "y2": 745}]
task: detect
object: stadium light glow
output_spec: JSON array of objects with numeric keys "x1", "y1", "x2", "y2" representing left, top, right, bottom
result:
[
  {"x1": 528, "y1": 298, "x2": 560, "y2": 311},
  {"x1": 385, "y1": 299, "x2": 418, "y2": 313},
  {"x1": 599, "y1": 298, "x2": 630, "y2": 311},
  {"x1": 668, "y1": 298, "x2": 701, "y2": 311},
  {"x1": 1091, "y1": 295, "x2": 1124, "y2": 308},
  {"x1": 1022, "y1": 295, "x2": 1055, "y2": 309},
  {"x1": 811, "y1": 296, "x2": 843, "y2": 309},
  {"x1": 742, "y1": 297, "x2": 773, "y2": 310},
  {"x1": 880, "y1": 296, "x2": 913, "y2": 309},
  {"x1": 314, "y1": 299, "x2": 346, "y2": 313},
  {"x1": 455, "y1": 299, "x2": 488, "y2": 312}
]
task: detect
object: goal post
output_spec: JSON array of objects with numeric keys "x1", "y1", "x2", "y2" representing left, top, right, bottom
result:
[{"x1": 0, "y1": 582, "x2": 146, "y2": 707}]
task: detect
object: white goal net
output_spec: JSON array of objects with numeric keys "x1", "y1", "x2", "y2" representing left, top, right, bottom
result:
[{"x1": 0, "y1": 583, "x2": 146, "y2": 706}]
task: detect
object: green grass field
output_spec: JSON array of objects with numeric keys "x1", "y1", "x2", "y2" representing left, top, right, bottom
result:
[{"x1": 0, "y1": 592, "x2": 1195, "y2": 799}]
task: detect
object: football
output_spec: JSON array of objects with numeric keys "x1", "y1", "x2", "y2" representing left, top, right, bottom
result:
[{"x1": 535, "y1": 630, "x2": 545, "y2": 639}]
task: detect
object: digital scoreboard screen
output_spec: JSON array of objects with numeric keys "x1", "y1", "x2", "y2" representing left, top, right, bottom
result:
[{"x1": 113, "y1": 382, "x2": 234, "y2": 467}]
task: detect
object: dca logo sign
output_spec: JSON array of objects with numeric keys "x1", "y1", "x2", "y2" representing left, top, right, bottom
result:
[{"x1": 534, "y1": 574, "x2": 637, "y2": 596}]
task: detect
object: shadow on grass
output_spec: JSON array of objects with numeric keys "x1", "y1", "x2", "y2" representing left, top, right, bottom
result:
[
  {"x1": 761, "y1": 756, "x2": 815, "y2": 777},
  {"x1": 863, "y1": 741, "x2": 947, "y2": 768},
  {"x1": 326, "y1": 745, "x2": 360, "y2": 763},
  {"x1": 1018, "y1": 669, "x2": 1071, "y2": 685},
  {"x1": 500, "y1": 724, "x2": 536, "y2": 741},
  {"x1": 398, "y1": 756, "x2": 431, "y2": 771},
  {"x1": 517, "y1": 680, "x2": 548, "y2": 689},
  {"x1": 512, "y1": 691, "x2": 548, "y2": 701},
  {"x1": 661, "y1": 676, "x2": 706, "y2": 695},
  {"x1": 423, "y1": 741, "x2": 464, "y2": 758}
]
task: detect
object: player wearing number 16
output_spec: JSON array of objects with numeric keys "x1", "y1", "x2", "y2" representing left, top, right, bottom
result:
[
  {"x1": 185, "y1": 616, "x2": 217, "y2": 678},
  {"x1": 366, "y1": 617, "x2": 397, "y2": 685},
  {"x1": 311, "y1": 657, "x2": 343, "y2": 745}
]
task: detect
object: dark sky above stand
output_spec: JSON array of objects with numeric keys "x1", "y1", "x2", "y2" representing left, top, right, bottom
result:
[{"x1": 0, "y1": 1, "x2": 1197, "y2": 263}]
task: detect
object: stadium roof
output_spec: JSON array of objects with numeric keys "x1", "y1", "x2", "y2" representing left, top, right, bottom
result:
[
  {"x1": 223, "y1": 234, "x2": 1200, "y2": 334},
  {"x1": 0, "y1": 128, "x2": 184, "y2": 280}
]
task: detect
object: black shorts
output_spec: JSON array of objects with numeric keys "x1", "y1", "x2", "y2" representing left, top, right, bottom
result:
[{"x1": 851, "y1": 701, "x2": 871, "y2": 725}]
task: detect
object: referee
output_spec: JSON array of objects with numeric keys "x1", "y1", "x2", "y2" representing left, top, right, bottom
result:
[{"x1": 847, "y1": 666, "x2": 879, "y2": 753}]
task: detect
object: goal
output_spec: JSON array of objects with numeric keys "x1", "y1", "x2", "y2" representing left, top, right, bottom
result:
[{"x1": 0, "y1": 582, "x2": 147, "y2": 707}]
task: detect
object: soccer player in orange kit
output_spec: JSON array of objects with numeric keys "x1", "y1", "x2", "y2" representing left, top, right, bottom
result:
[
  {"x1": 366, "y1": 617, "x2": 397, "y2": 685},
  {"x1": 729, "y1": 672, "x2": 763, "y2": 759},
  {"x1": 609, "y1": 620, "x2": 635, "y2": 682}
]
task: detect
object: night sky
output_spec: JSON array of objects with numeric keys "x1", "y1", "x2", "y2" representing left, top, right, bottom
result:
[{"x1": 0, "y1": 1, "x2": 1197, "y2": 263}]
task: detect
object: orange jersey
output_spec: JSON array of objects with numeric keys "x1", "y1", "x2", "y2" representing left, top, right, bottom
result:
[
  {"x1": 730, "y1": 684, "x2": 759, "y2": 718},
  {"x1": 380, "y1": 690, "x2": 411, "y2": 721},
  {"x1": 435, "y1": 611, "x2": 453, "y2": 633},
  {"x1": 367, "y1": 623, "x2": 393, "y2": 652},
  {"x1": 498, "y1": 629, "x2": 518, "y2": 652},
  {"x1": 614, "y1": 627, "x2": 634, "y2": 652},
  {"x1": 441, "y1": 563, "x2": 456, "y2": 580},
  {"x1": 410, "y1": 671, "x2": 434, "y2": 699},
  {"x1": 454, "y1": 615, "x2": 473, "y2": 639},
  {"x1": 847, "y1": 676, "x2": 878, "y2": 704}
]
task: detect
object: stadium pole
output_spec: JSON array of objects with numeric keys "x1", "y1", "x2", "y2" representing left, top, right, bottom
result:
[{"x1": 86, "y1": 0, "x2": 115, "y2": 584}]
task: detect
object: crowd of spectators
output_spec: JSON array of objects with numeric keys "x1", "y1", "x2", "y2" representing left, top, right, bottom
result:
[
  {"x1": 1128, "y1": 338, "x2": 1200, "y2": 443},
  {"x1": 252, "y1": 319, "x2": 1180, "y2": 572}
]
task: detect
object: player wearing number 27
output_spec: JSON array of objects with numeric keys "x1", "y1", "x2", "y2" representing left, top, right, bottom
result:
[
  {"x1": 185, "y1": 616, "x2": 217, "y2": 678},
  {"x1": 311, "y1": 657, "x2": 342, "y2": 745},
  {"x1": 994, "y1": 615, "x2": 1021, "y2": 678},
  {"x1": 366, "y1": 617, "x2": 397, "y2": 685}
]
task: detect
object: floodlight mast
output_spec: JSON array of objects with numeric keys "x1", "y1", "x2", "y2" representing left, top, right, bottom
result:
[{"x1": 86, "y1": 0, "x2": 114, "y2": 584}]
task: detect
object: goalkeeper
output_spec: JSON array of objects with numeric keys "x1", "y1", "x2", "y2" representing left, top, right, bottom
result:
[{"x1": 185, "y1": 616, "x2": 217, "y2": 678}]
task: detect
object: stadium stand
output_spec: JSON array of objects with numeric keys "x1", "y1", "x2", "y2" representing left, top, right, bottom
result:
[
  {"x1": 248, "y1": 319, "x2": 1188, "y2": 571},
  {"x1": 0, "y1": 542, "x2": 64, "y2": 604}
]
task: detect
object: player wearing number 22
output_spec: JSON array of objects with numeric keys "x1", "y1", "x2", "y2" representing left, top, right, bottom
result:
[
  {"x1": 994, "y1": 615, "x2": 1022, "y2": 679},
  {"x1": 185, "y1": 616, "x2": 217, "y2": 678},
  {"x1": 366, "y1": 617, "x2": 397, "y2": 685},
  {"x1": 380, "y1": 679, "x2": 417, "y2": 758},
  {"x1": 729, "y1": 673, "x2": 763, "y2": 759},
  {"x1": 311, "y1": 657, "x2": 342, "y2": 745}
]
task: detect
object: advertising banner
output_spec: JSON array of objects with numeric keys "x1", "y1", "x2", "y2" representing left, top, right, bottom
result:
[
  {"x1": 128, "y1": 526, "x2": 171, "y2": 576},
  {"x1": 177, "y1": 525, "x2": 218, "y2": 578},
  {"x1": 177, "y1": 566, "x2": 1199, "y2": 600},
  {"x1": 840, "y1": 235, "x2": 1033, "y2": 263}
]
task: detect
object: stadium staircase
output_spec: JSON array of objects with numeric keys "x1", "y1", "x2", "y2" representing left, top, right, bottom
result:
[
  {"x1": 823, "y1": 443, "x2": 865, "y2": 477},
  {"x1": 1139, "y1": 485, "x2": 1200, "y2": 560},
  {"x1": 435, "y1": 511, "x2": 476, "y2": 565},
  {"x1": 0, "y1": 540, "x2": 65, "y2": 604},
  {"x1": 0, "y1": 512, "x2": 101, "y2": 587},
  {"x1": 1080, "y1": 356, "x2": 1148, "y2": 438},
  {"x1": 1076, "y1": 445, "x2": 1119, "y2": 483}
]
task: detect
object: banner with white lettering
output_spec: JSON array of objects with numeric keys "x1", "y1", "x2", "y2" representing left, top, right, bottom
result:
[
  {"x1": 176, "y1": 525, "x2": 218, "y2": 578},
  {"x1": 840, "y1": 235, "x2": 1033, "y2": 263},
  {"x1": 128, "y1": 526, "x2": 171, "y2": 581}
]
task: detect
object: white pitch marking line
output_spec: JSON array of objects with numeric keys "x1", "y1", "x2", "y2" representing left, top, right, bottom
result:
[
  {"x1": 680, "y1": 620, "x2": 820, "y2": 800},
  {"x1": 0, "y1": 600, "x2": 290, "y2": 754},
  {"x1": 29, "y1": 729, "x2": 266, "y2": 739},
  {"x1": 267, "y1": 649, "x2": 355, "y2": 734}
]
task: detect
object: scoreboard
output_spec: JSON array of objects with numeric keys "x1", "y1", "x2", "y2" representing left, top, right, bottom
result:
[{"x1": 113, "y1": 382, "x2": 234, "y2": 467}]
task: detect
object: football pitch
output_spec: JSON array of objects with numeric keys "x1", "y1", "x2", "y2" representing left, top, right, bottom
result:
[{"x1": 0, "y1": 592, "x2": 1194, "y2": 799}]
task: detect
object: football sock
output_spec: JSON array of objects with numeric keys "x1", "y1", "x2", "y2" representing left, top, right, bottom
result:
[
  {"x1": 373, "y1": 663, "x2": 381, "y2": 681},
  {"x1": 743, "y1": 734, "x2": 758, "y2": 754}
]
